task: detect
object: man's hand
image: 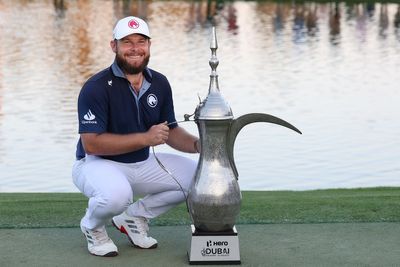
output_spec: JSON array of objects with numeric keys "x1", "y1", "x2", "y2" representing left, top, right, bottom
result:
[{"x1": 147, "y1": 122, "x2": 169, "y2": 146}]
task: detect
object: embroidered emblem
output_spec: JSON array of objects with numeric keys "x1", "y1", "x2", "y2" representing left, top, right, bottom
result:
[
  {"x1": 147, "y1": 94, "x2": 158, "y2": 108},
  {"x1": 128, "y1": 19, "x2": 139, "y2": 29}
]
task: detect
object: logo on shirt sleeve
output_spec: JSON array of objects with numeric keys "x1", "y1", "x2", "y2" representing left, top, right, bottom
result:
[
  {"x1": 147, "y1": 94, "x2": 158, "y2": 108},
  {"x1": 82, "y1": 109, "x2": 97, "y2": 124}
]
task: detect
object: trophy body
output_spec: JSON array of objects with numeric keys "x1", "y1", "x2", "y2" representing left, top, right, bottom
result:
[
  {"x1": 187, "y1": 28, "x2": 301, "y2": 265},
  {"x1": 189, "y1": 120, "x2": 241, "y2": 232}
]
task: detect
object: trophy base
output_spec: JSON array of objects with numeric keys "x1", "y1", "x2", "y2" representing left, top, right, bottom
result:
[{"x1": 188, "y1": 224, "x2": 240, "y2": 265}]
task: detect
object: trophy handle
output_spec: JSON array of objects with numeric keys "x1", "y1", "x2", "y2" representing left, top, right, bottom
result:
[{"x1": 227, "y1": 113, "x2": 302, "y2": 179}]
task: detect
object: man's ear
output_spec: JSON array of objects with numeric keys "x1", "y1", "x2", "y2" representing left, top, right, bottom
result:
[{"x1": 110, "y1": 39, "x2": 117, "y2": 53}]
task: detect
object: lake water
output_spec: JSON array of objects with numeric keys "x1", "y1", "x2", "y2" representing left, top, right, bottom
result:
[{"x1": 0, "y1": 1, "x2": 399, "y2": 192}]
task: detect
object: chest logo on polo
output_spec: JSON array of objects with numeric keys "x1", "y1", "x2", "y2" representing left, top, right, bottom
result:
[{"x1": 147, "y1": 94, "x2": 158, "y2": 108}]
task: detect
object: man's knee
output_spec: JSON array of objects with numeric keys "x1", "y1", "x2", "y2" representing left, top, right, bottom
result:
[{"x1": 95, "y1": 189, "x2": 133, "y2": 216}]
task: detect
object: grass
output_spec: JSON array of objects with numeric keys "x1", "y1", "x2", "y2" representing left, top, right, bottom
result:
[{"x1": 0, "y1": 187, "x2": 399, "y2": 229}]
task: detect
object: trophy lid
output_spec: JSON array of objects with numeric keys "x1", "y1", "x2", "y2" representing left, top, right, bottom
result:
[{"x1": 195, "y1": 27, "x2": 233, "y2": 120}]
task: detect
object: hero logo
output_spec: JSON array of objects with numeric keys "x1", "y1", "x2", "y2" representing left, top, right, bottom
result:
[
  {"x1": 82, "y1": 109, "x2": 97, "y2": 124},
  {"x1": 147, "y1": 94, "x2": 158, "y2": 108},
  {"x1": 128, "y1": 19, "x2": 139, "y2": 29},
  {"x1": 201, "y1": 240, "x2": 230, "y2": 257}
]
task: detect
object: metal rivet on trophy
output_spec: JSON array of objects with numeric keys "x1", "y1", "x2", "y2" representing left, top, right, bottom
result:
[{"x1": 187, "y1": 27, "x2": 302, "y2": 265}]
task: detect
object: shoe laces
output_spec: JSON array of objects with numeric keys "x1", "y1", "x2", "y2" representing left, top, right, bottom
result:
[
  {"x1": 84, "y1": 226, "x2": 110, "y2": 244},
  {"x1": 128, "y1": 217, "x2": 149, "y2": 235}
]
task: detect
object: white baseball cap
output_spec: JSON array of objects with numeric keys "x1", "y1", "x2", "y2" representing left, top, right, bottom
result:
[{"x1": 113, "y1": 16, "x2": 151, "y2": 40}]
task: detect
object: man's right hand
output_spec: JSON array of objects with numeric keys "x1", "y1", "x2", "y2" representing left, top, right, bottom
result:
[{"x1": 147, "y1": 122, "x2": 169, "y2": 146}]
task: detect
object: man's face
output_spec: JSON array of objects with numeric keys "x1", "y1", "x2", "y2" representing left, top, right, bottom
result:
[{"x1": 111, "y1": 34, "x2": 151, "y2": 75}]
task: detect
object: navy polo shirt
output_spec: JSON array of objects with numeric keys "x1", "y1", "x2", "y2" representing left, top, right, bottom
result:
[{"x1": 75, "y1": 61, "x2": 178, "y2": 163}]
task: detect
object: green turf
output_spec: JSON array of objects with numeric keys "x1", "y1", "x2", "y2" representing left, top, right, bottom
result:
[{"x1": 0, "y1": 187, "x2": 399, "y2": 229}]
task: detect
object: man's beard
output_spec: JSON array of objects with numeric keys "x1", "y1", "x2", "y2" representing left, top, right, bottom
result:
[{"x1": 116, "y1": 53, "x2": 150, "y2": 75}]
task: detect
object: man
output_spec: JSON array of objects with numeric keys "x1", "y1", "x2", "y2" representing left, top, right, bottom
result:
[{"x1": 72, "y1": 16, "x2": 199, "y2": 257}]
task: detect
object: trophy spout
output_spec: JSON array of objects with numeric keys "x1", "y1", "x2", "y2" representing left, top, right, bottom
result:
[{"x1": 227, "y1": 113, "x2": 302, "y2": 178}]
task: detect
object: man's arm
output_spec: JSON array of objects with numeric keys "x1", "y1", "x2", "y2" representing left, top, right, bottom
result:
[
  {"x1": 81, "y1": 122, "x2": 169, "y2": 156},
  {"x1": 166, "y1": 126, "x2": 200, "y2": 153}
]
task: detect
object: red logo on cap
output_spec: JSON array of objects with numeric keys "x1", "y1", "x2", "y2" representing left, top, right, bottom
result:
[{"x1": 128, "y1": 19, "x2": 139, "y2": 29}]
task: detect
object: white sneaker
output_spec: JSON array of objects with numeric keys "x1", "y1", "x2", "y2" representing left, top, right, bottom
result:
[
  {"x1": 112, "y1": 212, "x2": 158, "y2": 249},
  {"x1": 81, "y1": 224, "x2": 118, "y2": 257}
]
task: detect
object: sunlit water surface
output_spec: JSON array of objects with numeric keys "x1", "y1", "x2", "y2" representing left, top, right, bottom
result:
[{"x1": 0, "y1": 1, "x2": 399, "y2": 192}]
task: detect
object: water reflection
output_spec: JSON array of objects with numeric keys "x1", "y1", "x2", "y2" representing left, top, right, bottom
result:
[
  {"x1": 177, "y1": 0, "x2": 400, "y2": 46},
  {"x1": 306, "y1": 3, "x2": 318, "y2": 36},
  {"x1": 329, "y1": 2, "x2": 341, "y2": 44},
  {"x1": 355, "y1": 3, "x2": 368, "y2": 42},
  {"x1": 395, "y1": 5, "x2": 400, "y2": 41},
  {"x1": 293, "y1": 3, "x2": 306, "y2": 42},
  {"x1": 379, "y1": 4, "x2": 389, "y2": 38},
  {"x1": 0, "y1": 1, "x2": 399, "y2": 192},
  {"x1": 225, "y1": 2, "x2": 239, "y2": 34},
  {"x1": 54, "y1": 0, "x2": 66, "y2": 18},
  {"x1": 113, "y1": 0, "x2": 150, "y2": 19},
  {"x1": 272, "y1": 3, "x2": 285, "y2": 33}
]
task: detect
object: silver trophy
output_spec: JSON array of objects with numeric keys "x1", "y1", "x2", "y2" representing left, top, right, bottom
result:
[{"x1": 187, "y1": 27, "x2": 301, "y2": 264}]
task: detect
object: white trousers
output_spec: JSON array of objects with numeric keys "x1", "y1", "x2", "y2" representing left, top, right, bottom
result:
[{"x1": 72, "y1": 153, "x2": 197, "y2": 230}]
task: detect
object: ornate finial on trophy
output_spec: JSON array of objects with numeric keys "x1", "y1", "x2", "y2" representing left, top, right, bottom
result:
[
  {"x1": 209, "y1": 27, "x2": 219, "y2": 94},
  {"x1": 209, "y1": 27, "x2": 219, "y2": 85},
  {"x1": 195, "y1": 27, "x2": 233, "y2": 120}
]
